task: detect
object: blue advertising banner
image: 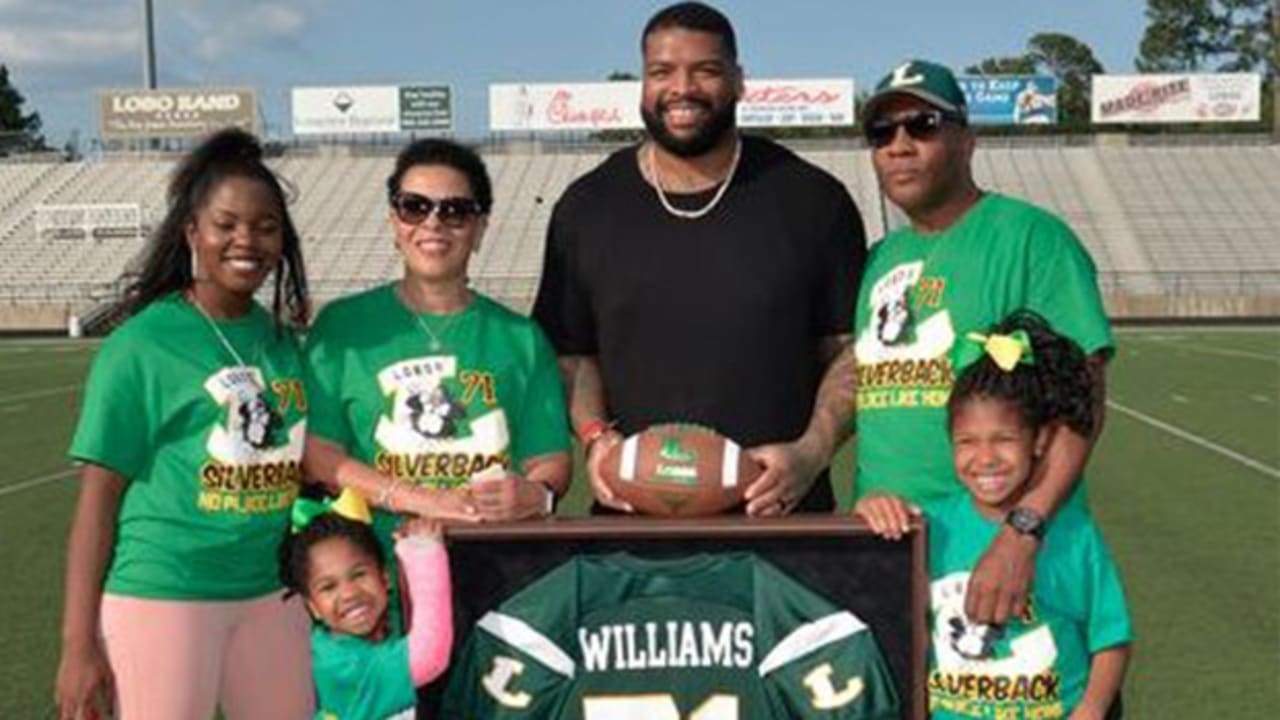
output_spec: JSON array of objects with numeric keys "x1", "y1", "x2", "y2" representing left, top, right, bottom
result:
[{"x1": 957, "y1": 76, "x2": 1059, "y2": 125}]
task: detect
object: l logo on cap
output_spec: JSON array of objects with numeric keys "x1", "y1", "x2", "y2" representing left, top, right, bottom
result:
[{"x1": 890, "y1": 63, "x2": 924, "y2": 88}]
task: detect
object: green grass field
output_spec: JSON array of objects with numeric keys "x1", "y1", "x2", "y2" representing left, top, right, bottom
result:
[{"x1": 1, "y1": 327, "x2": 1276, "y2": 717}]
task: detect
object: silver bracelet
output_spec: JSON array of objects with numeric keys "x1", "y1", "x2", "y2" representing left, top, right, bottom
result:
[{"x1": 375, "y1": 478, "x2": 400, "y2": 511}]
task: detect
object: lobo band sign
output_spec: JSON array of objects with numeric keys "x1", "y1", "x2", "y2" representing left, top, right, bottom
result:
[
  {"x1": 99, "y1": 88, "x2": 256, "y2": 139},
  {"x1": 489, "y1": 78, "x2": 856, "y2": 132},
  {"x1": 1091, "y1": 73, "x2": 1261, "y2": 124}
]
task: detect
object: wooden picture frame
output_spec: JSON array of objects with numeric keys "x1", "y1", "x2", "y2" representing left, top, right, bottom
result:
[{"x1": 420, "y1": 515, "x2": 927, "y2": 719}]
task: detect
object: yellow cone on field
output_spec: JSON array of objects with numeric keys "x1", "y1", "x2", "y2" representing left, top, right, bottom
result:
[{"x1": 331, "y1": 488, "x2": 373, "y2": 524}]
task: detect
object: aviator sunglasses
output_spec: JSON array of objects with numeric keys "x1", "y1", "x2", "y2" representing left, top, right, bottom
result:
[
  {"x1": 864, "y1": 109, "x2": 964, "y2": 149},
  {"x1": 390, "y1": 192, "x2": 483, "y2": 228}
]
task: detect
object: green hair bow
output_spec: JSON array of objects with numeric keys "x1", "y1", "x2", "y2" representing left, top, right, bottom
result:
[
  {"x1": 290, "y1": 488, "x2": 373, "y2": 533},
  {"x1": 953, "y1": 329, "x2": 1035, "y2": 372}
]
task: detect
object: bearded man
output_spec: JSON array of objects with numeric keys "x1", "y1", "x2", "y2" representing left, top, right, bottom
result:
[{"x1": 532, "y1": 2, "x2": 866, "y2": 516}]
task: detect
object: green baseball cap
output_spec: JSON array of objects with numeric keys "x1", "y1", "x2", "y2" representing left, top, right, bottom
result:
[{"x1": 864, "y1": 59, "x2": 968, "y2": 123}]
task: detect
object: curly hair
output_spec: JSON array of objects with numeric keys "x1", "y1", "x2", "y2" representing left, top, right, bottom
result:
[
  {"x1": 385, "y1": 138, "x2": 493, "y2": 215},
  {"x1": 126, "y1": 128, "x2": 309, "y2": 329},
  {"x1": 947, "y1": 310, "x2": 1095, "y2": 437},
  {"x1": 278, "y1": 512, "x2": 386, "y2": 599}
]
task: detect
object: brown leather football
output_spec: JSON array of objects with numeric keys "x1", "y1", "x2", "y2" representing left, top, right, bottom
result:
[{"x1": 599, "y1": 423, "x2": 761, "y2": 517}]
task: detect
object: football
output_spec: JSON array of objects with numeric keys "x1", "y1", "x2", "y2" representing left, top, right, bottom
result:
[{"x1": 599, "y1": 423, "x2": 761, "y2": 517}]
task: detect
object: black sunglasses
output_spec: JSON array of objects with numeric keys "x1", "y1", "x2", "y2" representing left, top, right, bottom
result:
[
  {"x1": 390, "y1": 192, "x2": 483, "y2": 228},
  {"x1": 864, "y1": 110, "x2": 963, "y2": 148}
]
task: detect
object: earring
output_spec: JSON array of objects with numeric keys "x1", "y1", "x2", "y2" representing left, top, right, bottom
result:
[{"x1": 190, "y1": 250, "x2": 199, "y2": 280}]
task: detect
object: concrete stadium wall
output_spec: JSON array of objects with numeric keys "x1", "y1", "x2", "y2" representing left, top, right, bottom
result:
[
  {"x1": 3, "y1": 294, "x2": 1277, "y2": 334},
  {"x1": 1104, "y1": 293, "x2": 1280, "y2": 320},
  {"x1": 0, "y1": 304, "x2": 74, "y2": 332}
]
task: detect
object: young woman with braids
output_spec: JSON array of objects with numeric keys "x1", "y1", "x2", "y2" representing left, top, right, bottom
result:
[
  {"x1": 857, "y1": 311, "x2": 1132, "y2": 720},
  {"x1": 56, "y1": 128, "x2": 314, "y2": 719}
]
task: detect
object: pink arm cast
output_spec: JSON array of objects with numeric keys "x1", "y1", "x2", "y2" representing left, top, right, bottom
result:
[{"x1": 395, "y1": 536, "x2": 453, "y2": 686}]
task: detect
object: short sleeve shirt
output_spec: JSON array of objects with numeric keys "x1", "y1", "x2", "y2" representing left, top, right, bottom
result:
[
  {"x1": 853, "y1": 194, "x2": 1112, "y2": 503},
  {"x1": 69, "y1": 294, "x2": 306, "y2": 599}
]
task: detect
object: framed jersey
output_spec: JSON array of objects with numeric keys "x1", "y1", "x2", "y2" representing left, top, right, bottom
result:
[{"x1": 420, "y1": 517, "x2": 927, "y2": 719}]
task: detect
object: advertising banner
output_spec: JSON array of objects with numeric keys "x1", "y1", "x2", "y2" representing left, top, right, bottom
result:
[
  {"x1": 99, "y1": 88, "x2": 256, "y2": 139},
  {"x1": 400, "y1": 85, "x2": 453, "y2": 132},
  {"x1": 490, "y1": 78, "x2": 856, "y2": 131},
  {"x1": 738, "y1": 78, "x2": 855, "y2": 127},
  {"x1": 1091, "y1": 73, "x2": 1261, "y2": 124},
  {"x1": 489, "y1": 82, "x2": 642, "y2": 132},
  {"x1": 292, "y1": 85, "x2": 453, "y2": 134},
  {"x1": 957, "y1": 76, "x2": 1059, "y2": 125}
]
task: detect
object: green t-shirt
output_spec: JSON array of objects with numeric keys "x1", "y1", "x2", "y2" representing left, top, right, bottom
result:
[
  {"x1": 924, "y1": 495, "x2": 1132, "y2": 719},
  {"x1": 852, "y1": 194, "x2": 1113, "y2": 503},
  {"x1": 306, "y1": 283, "x2": 569, "y2": 515},
  {"x1": 69, "y1": 294, "x2": 307, "y2": 600},
  {"x1": 441, "y1": 553, "x2": 900, "y2": 719},
  {"x1": 306, "y1": 284, "x2": 570, "y2": 626},
  {"x1": 312, "y1": 627, "x2": 416, "y2": 720}
]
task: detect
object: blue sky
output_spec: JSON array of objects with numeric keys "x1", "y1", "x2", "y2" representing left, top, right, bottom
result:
[{"x1": 0, "y1": 1, "x2": 1151, "y2": 147}]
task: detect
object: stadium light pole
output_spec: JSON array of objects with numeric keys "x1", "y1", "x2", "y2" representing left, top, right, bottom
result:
[{"x1": 141, "y1": 0, "x2": 157, "y2": 89}]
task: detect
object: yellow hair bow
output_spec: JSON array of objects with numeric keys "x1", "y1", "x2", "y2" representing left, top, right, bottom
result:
[{"x1": 958, "y1": 329, "x2": 1035, "y2": 372}]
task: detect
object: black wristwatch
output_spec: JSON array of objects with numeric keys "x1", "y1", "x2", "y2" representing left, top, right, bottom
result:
[{"x1": 1005, "y1": 507, "x2": 1046, "y2": 540}]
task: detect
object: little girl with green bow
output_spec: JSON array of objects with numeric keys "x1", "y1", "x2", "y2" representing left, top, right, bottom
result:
[{"x1": 281, "y1": 489, "x2": 453, "y2": 719}]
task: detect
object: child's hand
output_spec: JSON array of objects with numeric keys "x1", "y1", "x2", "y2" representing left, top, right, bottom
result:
[
  {"x1": 853, "y1": 494, "x2": 920, "y2": 540},
  {"x1": 395, "y1": 517, "x2": 445, "y2": 543}
]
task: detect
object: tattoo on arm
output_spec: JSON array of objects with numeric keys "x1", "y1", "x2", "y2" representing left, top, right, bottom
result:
[
  {"x1": 805, "y1": 334, "x2": 856, "y2": 457},
  {"x1": 557, "y1": 355, "x2": 609, "y2": 430}
]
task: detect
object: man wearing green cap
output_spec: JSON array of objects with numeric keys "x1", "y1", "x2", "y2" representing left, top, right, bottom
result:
[{"x1": 851, "y1": 60, "x2": 1113, "y2": 625}]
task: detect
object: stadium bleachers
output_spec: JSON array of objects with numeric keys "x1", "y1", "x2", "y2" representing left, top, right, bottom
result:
[{"x1": 0, "y1": 137, "x2": 1277, "y2": 321}]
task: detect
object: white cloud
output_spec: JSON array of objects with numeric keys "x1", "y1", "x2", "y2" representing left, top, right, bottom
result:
[
  {"x1": 171, "y1": 1, "x2": 309, "y2": 62},
  {"x1": 0, "y1": 28, "x2": 139, "y2": 66},
  {"x1": 0, "y1": 3, "x2": 138, "y2": 67},
  {"x1": 253, "y1": 4, "x2": 306, "y2": 36},
  {"x1": 0, "y1": 1, "x2": 310, "y2": 67}
]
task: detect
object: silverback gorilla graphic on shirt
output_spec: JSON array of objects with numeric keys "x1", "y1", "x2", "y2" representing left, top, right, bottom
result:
[
  {"x1": 373, "y1": 356, "x2": 510, "y2": 488},
  {"x1": 198, "y1": 366, "x2": 305, "y2": 515}
]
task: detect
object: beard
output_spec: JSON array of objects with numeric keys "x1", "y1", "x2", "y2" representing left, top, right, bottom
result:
[{"x1": 641, "y1": 95, "x2": 737, "y2": 158}]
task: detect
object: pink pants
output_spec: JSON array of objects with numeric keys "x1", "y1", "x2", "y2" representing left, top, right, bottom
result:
[{"x1": 101, "y1": 592, "x2": 314, "y2": 720}]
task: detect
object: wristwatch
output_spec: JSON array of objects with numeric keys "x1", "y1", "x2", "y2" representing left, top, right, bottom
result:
[{"x1": 1005, "y1": 507, "x2": 1046, "y2": 540}]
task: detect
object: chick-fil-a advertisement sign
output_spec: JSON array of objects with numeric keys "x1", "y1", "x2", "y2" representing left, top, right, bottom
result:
[{"x1": 489, "y1": 78, "x2": 855, "y2": 132}]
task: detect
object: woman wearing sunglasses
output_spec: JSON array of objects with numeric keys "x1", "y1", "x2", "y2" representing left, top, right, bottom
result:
[{"x1": 303, "y1": 139, "x2": 571, "y2": 550}]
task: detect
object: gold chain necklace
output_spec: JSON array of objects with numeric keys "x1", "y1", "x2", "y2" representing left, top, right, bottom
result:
[
  {"x1": 399, "y1": 283, "x2": 467, "y2": 354},
  {"x1": 647, "y1": 136, "x2": 742, "y2": 220}
]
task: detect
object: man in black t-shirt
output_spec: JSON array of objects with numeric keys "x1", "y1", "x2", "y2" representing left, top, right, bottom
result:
[{"x1": 532, "y1": 2, "x2": 866, "y2": 516}]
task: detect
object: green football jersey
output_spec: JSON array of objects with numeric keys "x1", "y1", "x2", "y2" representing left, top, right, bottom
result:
[
  {"x1": 441, "y1": 553, "x2": 900, "y2": 719},
  {"x1": 69, "y1": 294, "x2": 306, "y2": 599},
  {"x1": 852, "y1": 194, "x2": 1113, "y2": 504}
]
